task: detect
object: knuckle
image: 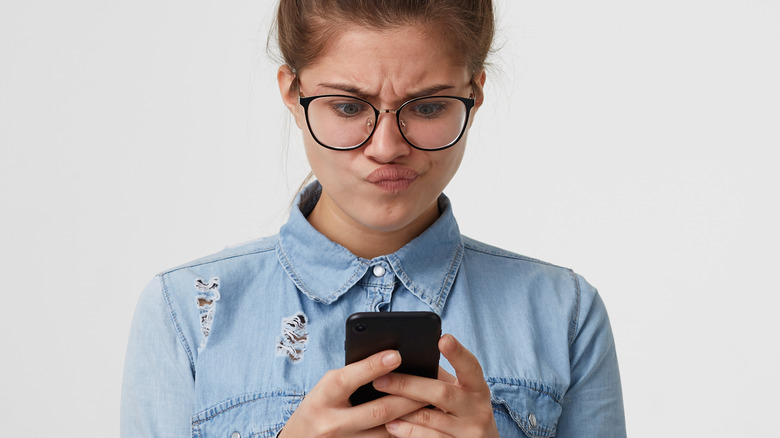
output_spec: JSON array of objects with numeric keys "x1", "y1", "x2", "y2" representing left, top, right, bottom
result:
[
  {"x1": 415, "y1": 407, "x2": 434, "y2": 425},
  {"x1": 325, "y1": 369, "x2": 349, "y2": 391},
  {"x1": 322, "y1": 369, "x2": 337, "y2": 382},
  {"x1": 365, "y1": 356, "x2": 382, "y2": 377},
  {"x1": 392, "y1": 375, "x2": 409, "y2": 392},
  {"x1": 369, "y1": 402, "x2": 392, "y2": 422},
  {"x1": 355, "y1": 355, "x2": 383, "y2": 382}
]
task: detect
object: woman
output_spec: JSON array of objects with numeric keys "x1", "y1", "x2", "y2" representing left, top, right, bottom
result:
[{"x1": 121, "y1": 1, "x2": 626, "y2": 437}]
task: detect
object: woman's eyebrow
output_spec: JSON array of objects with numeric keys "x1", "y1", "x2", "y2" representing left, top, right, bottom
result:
[
  {"x1": 317, "y1": 83, "x2": 455, "y2": 99},
  {"x1": 317, "y1": 82, "x2": 368, "y2": 97},
  {"x1": 408, "y1": 84, "x2": 455, "y2": 98}
]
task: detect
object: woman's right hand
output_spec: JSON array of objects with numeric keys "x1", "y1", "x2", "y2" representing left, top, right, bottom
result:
[{"x1": 279, "y1": 350, "x2": 427, "y2": 437}]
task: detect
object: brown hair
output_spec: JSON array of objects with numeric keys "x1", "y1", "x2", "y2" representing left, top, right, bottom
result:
[{"x1": 272, "y1": 0, "x2": 494, "y2": 87}]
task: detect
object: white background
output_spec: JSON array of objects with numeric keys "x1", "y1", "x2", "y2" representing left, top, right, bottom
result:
[{"x1": 1, "y1": 0, "x2": 778, "y2": 436}]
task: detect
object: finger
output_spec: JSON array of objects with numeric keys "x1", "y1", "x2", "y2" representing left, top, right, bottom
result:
[
  {"x1": 386, "y1": 418, "x2": 453, "y2": 438},
  {"x1": 363, "y1": 424, "x2": 408, "y2": 438},
  {"x1": 349, "y1": 394, "x2": 428, "y2": 431},
  {"x1": 374, "y1": 372, "x2": 461, "y2": 413},
  {"x1": 324, "y1": 350, "x2": 401, "y2": 401},
  {"x1": 438, "y1": 335, "x2": 485, "y2": 390},
  {"x1": 437, "y1": 366, "x2": 456, "y2": 384},
  {"x1": 396, "y1": 407, "x2": 459, "y2": 436}
]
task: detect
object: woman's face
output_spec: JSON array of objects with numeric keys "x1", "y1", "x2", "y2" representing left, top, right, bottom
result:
[{"x1": 279, "y1": 24, "x2": 484, "y2": 239}]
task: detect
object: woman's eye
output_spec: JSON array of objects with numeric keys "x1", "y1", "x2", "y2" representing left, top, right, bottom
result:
[
  {"x1": 333, "y1": 102, "x2": 366, "y2": 116},
  {"x1": 411, "y1": 103, "x2": 445, "y2": 117}
]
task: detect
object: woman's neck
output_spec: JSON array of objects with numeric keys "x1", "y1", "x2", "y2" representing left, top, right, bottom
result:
[{"x1": 305, "y1": 195, "x2": 440, "y2": 260}]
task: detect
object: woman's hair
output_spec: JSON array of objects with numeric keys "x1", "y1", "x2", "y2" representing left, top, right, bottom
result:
[{"x1": 272, "y1": 0, "x2": 494, "y2": 90}]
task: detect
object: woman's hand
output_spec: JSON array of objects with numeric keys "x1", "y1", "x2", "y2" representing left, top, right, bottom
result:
[
  {"x1": 280, "y1": 350, "x2": 427, "y2": 437},
  {"x1": 372, "y1": 335, "x2": 499, "y2": 438}
]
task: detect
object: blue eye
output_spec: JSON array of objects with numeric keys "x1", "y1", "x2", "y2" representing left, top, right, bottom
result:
[
  {"x1": 333, "y1": 101, "x2": 368, "y2": 117},
  {"x1": 410, "y1": 103, "x2": 446, "y2": 118}
]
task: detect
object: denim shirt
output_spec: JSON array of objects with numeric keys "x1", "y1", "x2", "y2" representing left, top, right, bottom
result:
[{"x1": 121, "y1": 183, "x2": 626, "y2": 437}]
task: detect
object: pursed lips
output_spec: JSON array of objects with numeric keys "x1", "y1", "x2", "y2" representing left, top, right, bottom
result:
[{"x1": 365, "y1": 165, "x2": 419, "y2": 191}]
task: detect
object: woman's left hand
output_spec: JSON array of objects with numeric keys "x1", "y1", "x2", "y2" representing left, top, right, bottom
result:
[{"x1": 372, "y1": 334, "x2": 500, "y2": 438}]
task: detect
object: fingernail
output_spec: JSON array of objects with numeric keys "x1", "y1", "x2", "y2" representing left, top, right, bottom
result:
[
  {"x1": 374, "y1": 375, "x2": 390, "y2": 388},
  {"x1": 382, "y1": 351, "x2": 401, "y2": 367},
  {"x1": 386, "y1": 421, "x2": 399, "y2": 431}
]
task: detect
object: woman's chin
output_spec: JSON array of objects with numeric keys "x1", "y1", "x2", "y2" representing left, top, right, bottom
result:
[{"x1": 353, "y1": 203, "x2": 439, "y2": 236}]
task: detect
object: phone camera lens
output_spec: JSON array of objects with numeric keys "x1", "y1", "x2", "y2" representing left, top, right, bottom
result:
[{"x1": 354, "y1": 324, "x2": 366, "y2": 332}]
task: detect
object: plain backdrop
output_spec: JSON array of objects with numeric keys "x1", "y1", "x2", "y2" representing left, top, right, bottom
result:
[{"x1": 1, "y1": 0, "x2": 778, "y2": 436}]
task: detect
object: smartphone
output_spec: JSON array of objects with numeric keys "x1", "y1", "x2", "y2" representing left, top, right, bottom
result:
[{"x1": 345, "y1": 311, "x2": 441, "y2": 405}]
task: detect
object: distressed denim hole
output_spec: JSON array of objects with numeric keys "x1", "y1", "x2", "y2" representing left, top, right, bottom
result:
[
  {"x1": 195, "y1": 277, "x2": 221, "y2": 349},
  {"x1": 276, "y1": 313, "x2": 308, "y2": 362}
]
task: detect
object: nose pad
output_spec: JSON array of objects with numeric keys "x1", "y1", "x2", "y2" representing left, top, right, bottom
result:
[
  {"x1": 364, "y1": 113, "x2": 410, "y2": 161},
  {"x1": 367, "y1": 117, "x2": 408, "y2": 137}
]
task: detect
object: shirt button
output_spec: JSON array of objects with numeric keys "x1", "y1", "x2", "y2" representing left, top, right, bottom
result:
[
  {"x1": 372, "y1": 265, "x2": 386, "y2": 277},
  {"x1": 231, "y1": 432, "x2": 241, "y2": 438},
  {"x1": 528, "y1": 413, "x2": 537, "y2": 428}
]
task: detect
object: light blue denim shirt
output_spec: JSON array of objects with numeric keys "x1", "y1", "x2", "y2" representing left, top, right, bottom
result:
[{"x1": 121, "y1": 182, "x2": 626, "y2": 437}]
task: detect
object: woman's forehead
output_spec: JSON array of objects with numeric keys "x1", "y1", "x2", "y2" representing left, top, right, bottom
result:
[{"x1": 298, "y1": 25, "x2": 470, "y2": 98}]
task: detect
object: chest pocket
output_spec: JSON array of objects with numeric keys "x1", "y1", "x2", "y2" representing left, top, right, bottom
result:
[
  {"x1": 191, "y1": 390, "x2": 303, "y2": 438},
  {"x1": 489, "y1": 380, "x2": 562, "y2": 437}
]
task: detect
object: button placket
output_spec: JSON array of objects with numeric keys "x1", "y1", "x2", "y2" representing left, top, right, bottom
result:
[{"x1": 364, "y1": 262, "x2": 394, "y2": 311}]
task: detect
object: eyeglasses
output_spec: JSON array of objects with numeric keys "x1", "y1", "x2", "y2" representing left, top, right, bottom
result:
[{"x1": 298, "y1": 92, "x2": 475, "y2": 151}]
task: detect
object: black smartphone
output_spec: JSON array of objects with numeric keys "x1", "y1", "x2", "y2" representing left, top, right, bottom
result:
[{"x1": 345, "y1": 311, "x2": 441, "y2": 405}]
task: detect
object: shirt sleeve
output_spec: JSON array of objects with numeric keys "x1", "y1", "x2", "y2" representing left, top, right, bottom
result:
[
  {"x1": 121, "y1": 276, "x2": 196, "y2": 437},
  {"x1": 556, "y1": 274, "x2": 626, "y2": 437}
]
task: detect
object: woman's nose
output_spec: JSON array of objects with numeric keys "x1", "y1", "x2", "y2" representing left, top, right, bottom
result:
[{"x1": 363, "y1": 113, "x2": 411, "y2": 163}]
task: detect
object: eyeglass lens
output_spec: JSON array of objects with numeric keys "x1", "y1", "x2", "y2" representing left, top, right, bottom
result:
[{"x1": 306, "y1": 96, "x2": 468, "y2": 150}]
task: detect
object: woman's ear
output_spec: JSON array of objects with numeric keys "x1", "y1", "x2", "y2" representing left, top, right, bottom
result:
[
  {"x1": 472, "y1": 69, "x2": 487, "y2": 110},
  {"x1": 277, "y1": 65, "x2": 304, "y2": 129}
]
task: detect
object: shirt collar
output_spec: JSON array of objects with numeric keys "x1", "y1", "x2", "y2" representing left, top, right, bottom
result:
[{"x1": 276, "y1": 181, "x2": 463, "y2": 314}]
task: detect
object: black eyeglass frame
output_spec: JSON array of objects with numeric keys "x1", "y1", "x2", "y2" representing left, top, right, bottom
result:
[{"x1": 298, "y1": 93, "x2": 476, "y2": 151}]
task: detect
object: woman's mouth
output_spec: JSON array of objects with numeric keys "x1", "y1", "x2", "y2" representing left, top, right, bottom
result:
[{"x1": 365, "y1": 165, "x2": 419, "y2": 192}]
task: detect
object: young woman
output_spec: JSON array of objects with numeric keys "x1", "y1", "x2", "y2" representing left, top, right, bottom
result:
[{"x1": 121, "y1": 1, "x2": 626, "y2": 437}]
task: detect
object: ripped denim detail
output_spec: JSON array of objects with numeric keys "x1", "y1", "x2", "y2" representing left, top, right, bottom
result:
[
  {"x1": 276, "y1": 313, "x2": 308, "y2": 362},
  {"x1": 195, "y1": 277, "x2": 221, "y2": 350}
]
